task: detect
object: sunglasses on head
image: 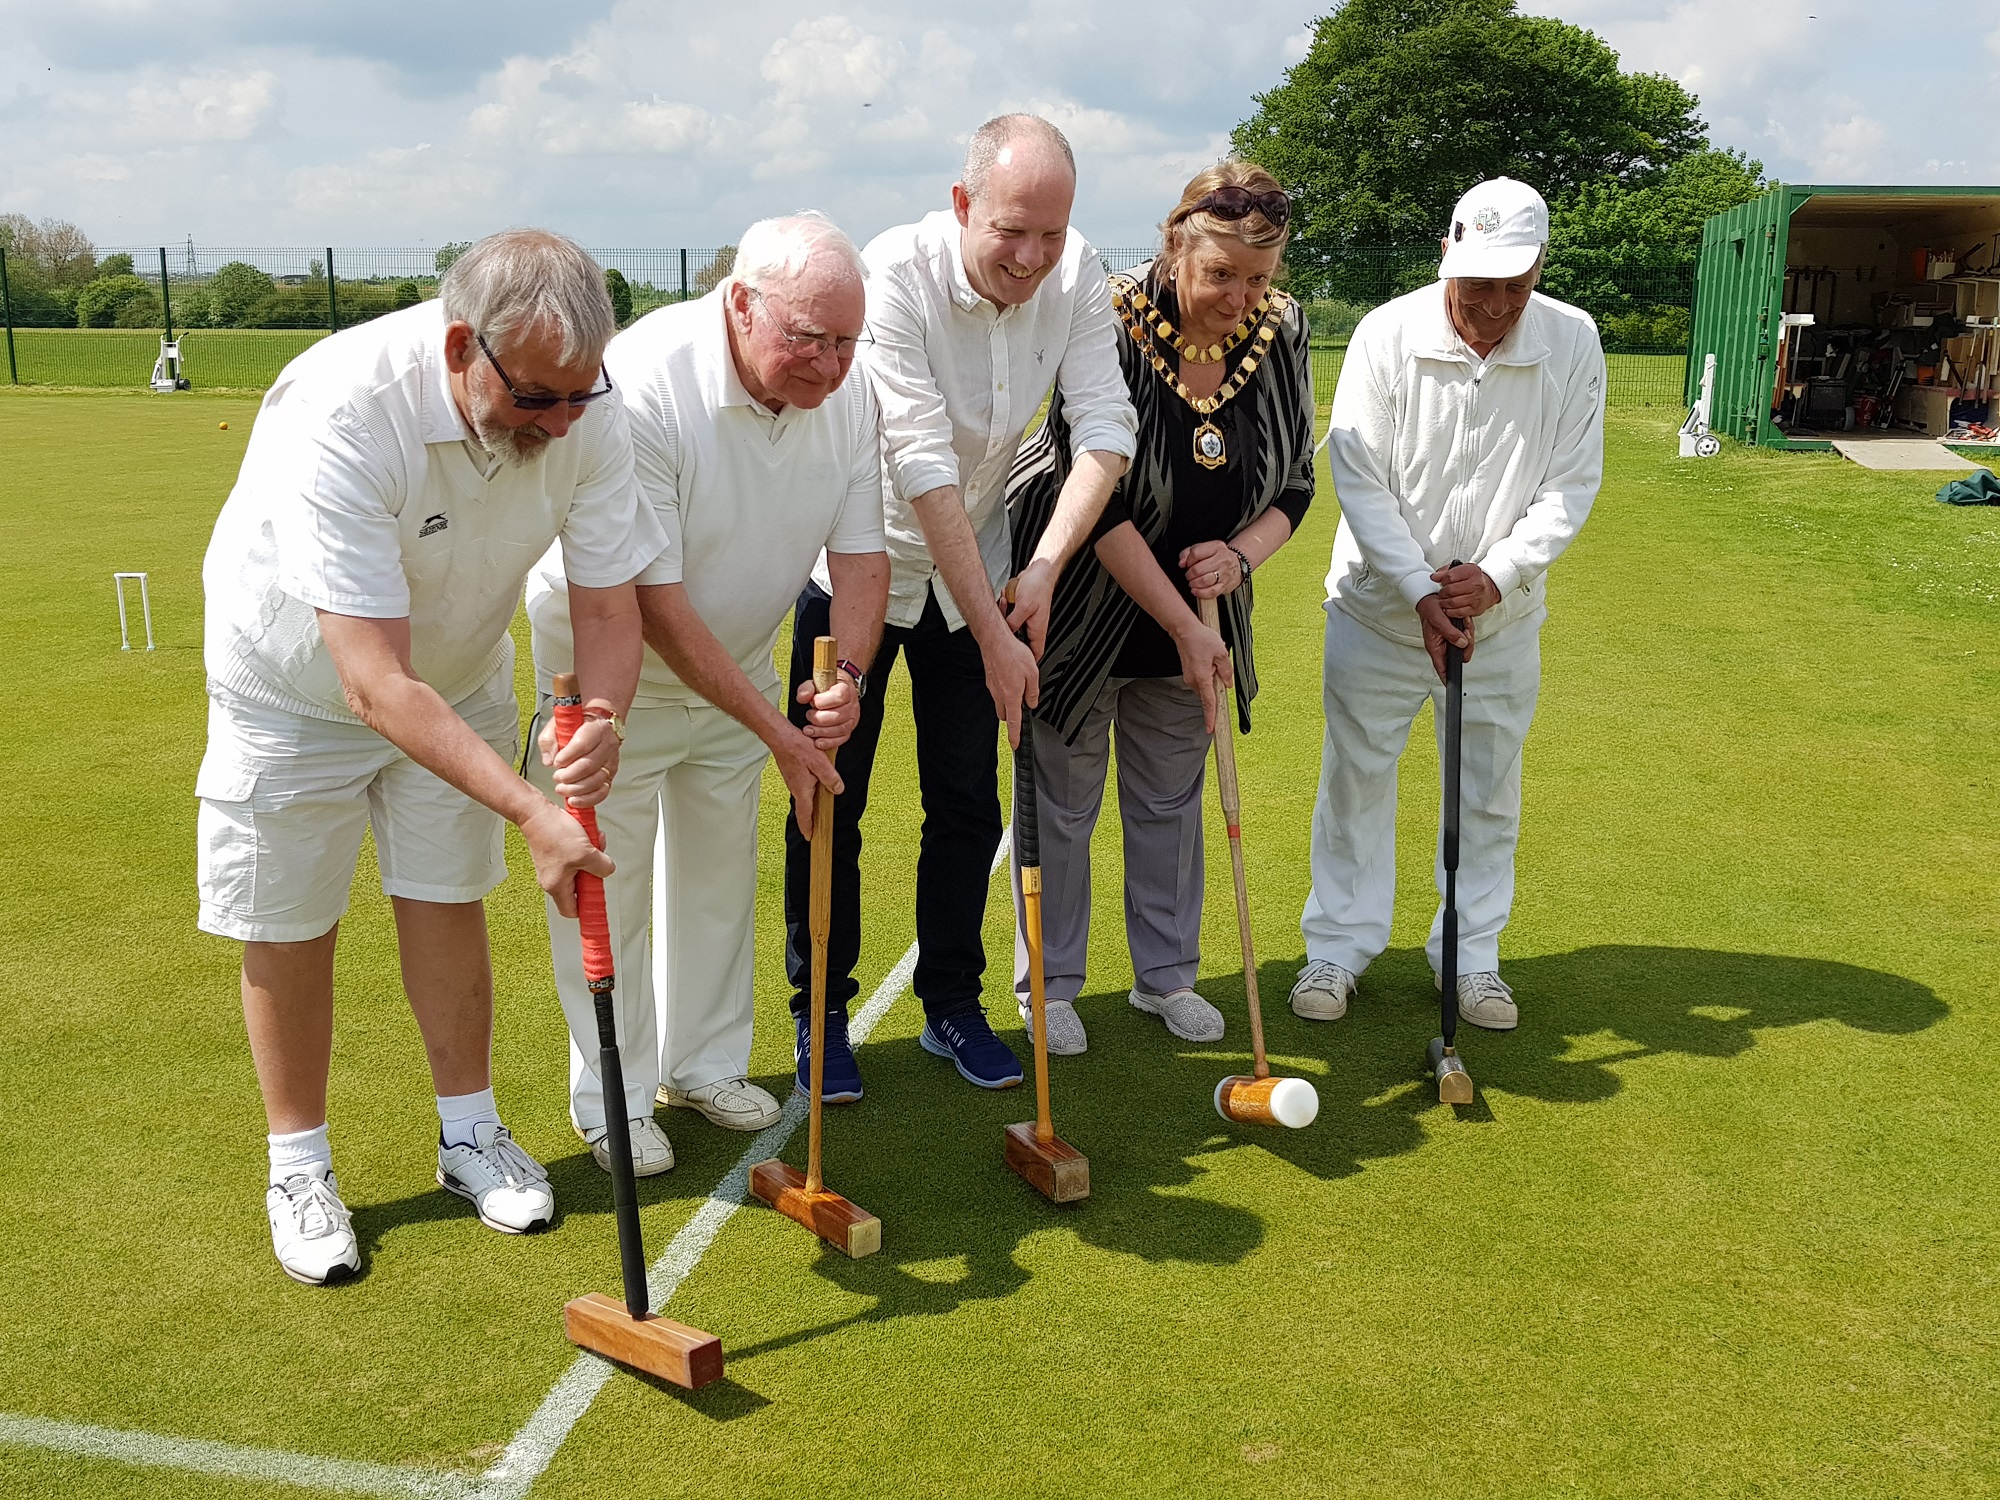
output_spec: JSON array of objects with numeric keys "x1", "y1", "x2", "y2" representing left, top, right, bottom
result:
[
  {"x1": 1188, "y1": 186, "x2": 1292, "y2": 228},
  {"x1": 475, "y1": 331, "x2": 614, "y2": 411}
]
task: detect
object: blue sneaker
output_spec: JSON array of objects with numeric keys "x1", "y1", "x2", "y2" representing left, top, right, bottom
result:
[
  {"x1": 794, "y1": 1008, "x2": 863, "y2": 1104},
  {"x1": 920, "y1": 1007, "x2": 1024, "y2": 1089}
]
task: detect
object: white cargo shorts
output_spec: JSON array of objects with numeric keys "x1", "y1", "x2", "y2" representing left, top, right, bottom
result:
[{"x1": 196, "y1": 671, "x2": 521, "y2": 943}]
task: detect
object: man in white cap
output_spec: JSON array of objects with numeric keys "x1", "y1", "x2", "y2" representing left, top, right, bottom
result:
[{"x1": 1291, "y1": 177, "x2": 1605, "y2": 1030}]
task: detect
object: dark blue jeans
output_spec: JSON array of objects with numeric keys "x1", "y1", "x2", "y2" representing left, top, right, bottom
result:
[{"x1": 784, "y1": 582, "x2": 1002, "y2": 1023}]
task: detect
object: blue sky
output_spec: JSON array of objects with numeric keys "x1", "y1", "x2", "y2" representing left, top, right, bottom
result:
[{"x1": 2, "y1": 0, "x2": 1995, "y2": 251}]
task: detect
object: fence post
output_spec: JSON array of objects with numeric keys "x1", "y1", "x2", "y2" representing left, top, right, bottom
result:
[
  {"x1": 680, "y1": 248, "x2": 689, "y2": 303},
  {"x1": 326, "y1": 247, "x2": 338, "y2": 333},
  {"x1": 158, "y1": 247, "x2": 174, "y2": 343},
  {"x1": 0, "y1": 246, "x2": 16, "y2": 385}
]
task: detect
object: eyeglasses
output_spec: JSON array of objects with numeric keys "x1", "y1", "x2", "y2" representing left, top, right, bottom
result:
[
  {"x1": 1187, "y1": 186, "x2": 1292, "y2": 229},
  {"x1": 745, "y1": 287, "x2": 871, "y2": 361},
  {"x1": 475, "y1": 332, "x2": 614, "y2": 411}
]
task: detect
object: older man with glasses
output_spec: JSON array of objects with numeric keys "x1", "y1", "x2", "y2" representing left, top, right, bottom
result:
[
  {"x1": 198, "y1": 229, "x2": 665, "y2": 1286},
  {"x1": 527, "y1": 214, "x2": 889, "y2": 1169}
]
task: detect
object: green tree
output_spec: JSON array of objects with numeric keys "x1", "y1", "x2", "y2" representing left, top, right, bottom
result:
[
  {"x1": 75, "y1": 274, "x2": 156, "y2": 328},
  {"x1": 205, "y1": 262, "x2": 277, "y2": 327},
  {"x1": 604, "y1": 266, "x2": 633, "y2": 325},
  {"x1": 435, "y1": 242, "x2": 471, "y2": 276},
  {"x1": 1542, "y1": 147, "x2": 1765, "y2": 341},
  {"x1": 98, "y1": 252, "x2": 135, "y2": 277},
  {"x1": 392, "y1": 278, "x2": 423, "y2": 310},
  {"x1": 1234, "y1": 0, "x2": 1706, "y2": 291}
]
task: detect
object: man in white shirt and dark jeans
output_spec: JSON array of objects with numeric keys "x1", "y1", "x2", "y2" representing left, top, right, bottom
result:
[
  {"x1": 1292, "y1": 178, "x2": 1606, "y2": 1032},
  {"x1": 199, "y1": 230, "x2": 665, "y2": 1286},
  {"x1": 784, "y1": 113, "x2": 1137, "y2": 1097},
  {"x1": 527, "y1": 214, "x2": 888, "y2": 1168}
]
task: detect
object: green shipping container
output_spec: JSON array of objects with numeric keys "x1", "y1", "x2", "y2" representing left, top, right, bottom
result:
[{"x1": 1690, "y1": 184, "x2": 2000, "y2": 448}]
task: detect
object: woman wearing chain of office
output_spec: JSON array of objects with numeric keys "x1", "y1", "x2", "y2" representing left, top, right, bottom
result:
[{"x1": 1004, "y1": 161, "x2": 1315, "y2": 1054}]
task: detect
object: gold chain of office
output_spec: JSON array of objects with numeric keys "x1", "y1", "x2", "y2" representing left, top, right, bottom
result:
[{"x1": 1109, "y1": 275, "x2": 1290, "y2": 469}]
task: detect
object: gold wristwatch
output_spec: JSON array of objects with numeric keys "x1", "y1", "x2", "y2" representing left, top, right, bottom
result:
[{"x1": 583, "y1": 709, "x2": 626, "y2": 743}]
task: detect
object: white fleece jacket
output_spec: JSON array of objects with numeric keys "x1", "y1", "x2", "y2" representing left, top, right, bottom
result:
[{"x1": 1324, "y1": 281, "x2": 1606, "y2": 647}]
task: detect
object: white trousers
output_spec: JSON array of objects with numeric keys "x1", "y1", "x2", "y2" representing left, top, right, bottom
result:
[
  {"x1": 530, "y1": 696, "x2": 768, "y2": 1131},
  {"x1": 1300, "y1": 603, "x2": 1542, "y2": 978}
]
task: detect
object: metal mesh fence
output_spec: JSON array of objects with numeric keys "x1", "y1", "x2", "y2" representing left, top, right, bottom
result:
[{"x1": 1, "y1": 242, "x2": 1686, "y2": 405}]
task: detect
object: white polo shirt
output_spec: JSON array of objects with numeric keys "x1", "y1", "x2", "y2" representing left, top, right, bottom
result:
[
  {"x1": 527, "y1": 286, "x2": 886, "y2": 708},
  {"x1": 203, "y1": 302, "x2": 666, "y2": 721},
  {"x1": 851, "y1": 210, "x2": 1136, "y2": 631}
]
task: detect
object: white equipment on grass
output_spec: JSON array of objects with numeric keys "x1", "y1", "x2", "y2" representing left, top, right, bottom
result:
[
  {"x1": 1679, "y1": 352, "x2": 1722, "y2": 458},
  {"x1": 114, "y1": 572, "x2": 155, "y2": 651},
  {"x1": 150, "y1": 337, "x2": 189, "y2": 393}
]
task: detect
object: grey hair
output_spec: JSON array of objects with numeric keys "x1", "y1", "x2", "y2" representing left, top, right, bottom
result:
[
  {"x1": 733, "y1": 212, "x2": 867, "y2": 293},
  {"x1": 440, "y1": 228, "x2": 615, "y2": 366},
  {"x1": 961, "y1": 114, "x2": 1075, "y2": 200}
]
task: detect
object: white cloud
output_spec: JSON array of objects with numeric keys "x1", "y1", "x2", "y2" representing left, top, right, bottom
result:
[{"x1": 123, "y1": 69, "x2": 280, "y2": 141}]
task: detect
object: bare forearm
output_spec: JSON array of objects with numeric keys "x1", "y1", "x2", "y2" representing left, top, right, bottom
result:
[
  {"x1": 1096, "y1": 522, "x2": 1199, "y2": 639},
  {"x1": 567, "y1": 581, "x2": 643, "y2": 719},
  {"x1": 1231, "y1": 508, "x2": 1296, "y2": 571},
  {"x1": 909, "y1": 485, "x2": 1010, "y2": 644},
  {"x1": 1029, "y1": 449, "x2": 1127, "y2": 572},
  {"x1": 637, "y1": 585, "x2": 793, "y2": 750},
  {"x1": 825, "y1": 551, "x2": 889, "y2": 671},
  {"x1": 346, "y1": 673, "x2": 544, "y2": 826}
]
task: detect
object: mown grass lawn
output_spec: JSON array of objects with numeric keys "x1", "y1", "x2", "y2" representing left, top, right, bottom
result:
[{"x1": 0, "y1": 388, "x2": 1994, "y2": 1498}]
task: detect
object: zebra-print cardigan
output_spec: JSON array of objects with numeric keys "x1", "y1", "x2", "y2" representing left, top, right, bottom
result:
[{"x1": 1006, "y1": 260, "x2": 1316, "y2": 744}]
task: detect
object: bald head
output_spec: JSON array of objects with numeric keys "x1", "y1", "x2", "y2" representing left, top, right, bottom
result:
[{"x1": 961, "y1": 113, "x2": 1076, "y2": 201}]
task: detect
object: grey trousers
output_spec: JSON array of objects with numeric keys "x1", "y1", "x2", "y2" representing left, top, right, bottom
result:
[{"x1": 1012, "y1": 675, "x2": 1211, "y2": 1007}]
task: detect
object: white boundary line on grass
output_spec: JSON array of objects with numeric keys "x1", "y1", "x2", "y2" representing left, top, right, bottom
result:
[{"x1": 0, "y1": 833, "x2": 1013, "y2": 1500}]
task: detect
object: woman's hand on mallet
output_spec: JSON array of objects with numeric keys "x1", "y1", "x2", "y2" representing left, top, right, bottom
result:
[
  {"x1": 1171, "y1": 614, "x2": 1232, "y2": 734},
  {"x1": 1180, "y1": 540, "x2": 1243, "y2": 600}
]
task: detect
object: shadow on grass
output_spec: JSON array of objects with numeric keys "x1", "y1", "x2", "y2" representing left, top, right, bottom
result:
[{"x1": 724, "y1": 941, "x2": 1943, "y2": 1355}]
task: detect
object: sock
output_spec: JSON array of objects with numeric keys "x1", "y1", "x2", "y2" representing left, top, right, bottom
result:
[
  {"x1": 268, "y1": 1123, "x2": 332, "y2": 1187},
  {"x1": 437, "y1": 1087, "x2": 500, "y2": 1149}
]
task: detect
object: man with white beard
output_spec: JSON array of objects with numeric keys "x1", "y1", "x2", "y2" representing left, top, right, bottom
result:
[{"x1": 198, "y1": 229, "x2": 665, "y2": 1285}]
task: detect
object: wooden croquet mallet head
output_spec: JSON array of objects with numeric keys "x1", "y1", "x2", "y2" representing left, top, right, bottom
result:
[
  {"x1": 749, "y1": 638, "x2": 882, "y2": 1257},
  {"x1": 549, "y1": 672, "x2": 724, "y2": 1388},
  {"x1": 1000, "y1": 577, "x2": 1090, "y2": 1202},
  {"x1": 1198, "y1": 596, "x2": 1321, "y2": 1131}
]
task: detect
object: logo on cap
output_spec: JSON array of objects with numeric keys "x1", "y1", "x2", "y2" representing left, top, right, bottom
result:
[{"x1": 1473, "y1": 207, "x2": 1501, "y2": 234}]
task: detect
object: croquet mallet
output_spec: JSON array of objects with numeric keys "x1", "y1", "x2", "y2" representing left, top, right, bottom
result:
[
  {"x1": 749, "y1": 637, "x2": 882, "y2": 1257},
  {"x1": 551, "y1": 673, "x2": 724, "y2": 1389},
  {"x1": 1426, "y1": 580, "x2": 1475, "y2": 1106},
  {"x1": 1003, "y1": 694, "x2": 1091, "y2": 1201},
  {"x1": 1201, "y1": 596, "x2": 1319, "y2": 1130}
]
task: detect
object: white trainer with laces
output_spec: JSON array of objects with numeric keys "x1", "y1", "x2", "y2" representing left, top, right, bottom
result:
[
  {"x1": 1128, "y1": 985, "x2": 1225, "y2": 1042},
  {"x1": 658, "y1": 1077, "x2": 781, "y2": 1132},
  {"x1": 437, "y1": 1122, "x2": 554, "y2": 1233},
  {"x1": 1440, "y1": 970, "x2": 1518, "y2": 1030},
  {"x1": 1017, "y1": 997, "x2": 1088, "y2": 1055},
  {"x1": 266, "y1": 1167, "x2": 360, "y2": 1286},
  {"x1": 579, "y1": 1117, "x2": 676, "y2": 1176},
  {"x1": 1290, "y1": 960, "x2": 1357, "y2": 1021}
]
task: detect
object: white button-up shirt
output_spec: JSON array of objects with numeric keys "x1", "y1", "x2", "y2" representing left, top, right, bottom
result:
[{"x1": 851, "y1": 210, "x2": 1137, "y2": 631}]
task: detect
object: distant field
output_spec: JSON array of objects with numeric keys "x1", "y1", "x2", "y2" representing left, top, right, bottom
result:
[
  {"x1": 5, "y1": 327, "x2": 1688, "y2": 406},
  {"x1": 3, "y1": 328, "x2": 326, "y2": 390}
]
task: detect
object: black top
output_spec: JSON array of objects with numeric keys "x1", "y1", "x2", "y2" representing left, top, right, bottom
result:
[{"x1": 1005, "y1": 260, "x2": 1317, "y2": 740}]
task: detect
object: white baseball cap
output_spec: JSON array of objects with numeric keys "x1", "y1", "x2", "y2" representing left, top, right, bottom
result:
[{"x1": 1438, "y1": 177, "x2": 1548, "y2": 280}]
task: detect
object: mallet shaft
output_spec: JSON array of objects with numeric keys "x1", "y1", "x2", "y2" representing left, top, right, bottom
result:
[
  {"x1": 805, "y1": 637, "x2": 839, "y2": 1196},
  {"x1": 1200, "y1": 596, "x2": 1267, "y2": 1080},
  {"x1": 1016, "y1": 708, "x2": 1052, "y2": 1143}
]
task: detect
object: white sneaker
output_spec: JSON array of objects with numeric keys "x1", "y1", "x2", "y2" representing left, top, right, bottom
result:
[
  {"x1": 1290, "y1": 960, "x2": 1357, "y2": 1021},
  {"x1": 1438, "y1": 970, "x2": 1518, "y2": 1030},
  {"x1": 1017, "y1": 997, "x2": 1088, "y2": 1055},
  {"x1": 437, "y1": 1122, "x2": 554, "y2": 1233},
  {"x1": 579, "y1": 1116, "x2": 676, "y2": 1175},
  {"x1": 1128, "y1": 985, "x2": 1225, "y2": 1042},
  {"x1": 658, "y1": 1077, "x2": 781, "y2": 1132},
  {"x1": 266, "y1": 1167, "x2": 360, "y2": 1286}
]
